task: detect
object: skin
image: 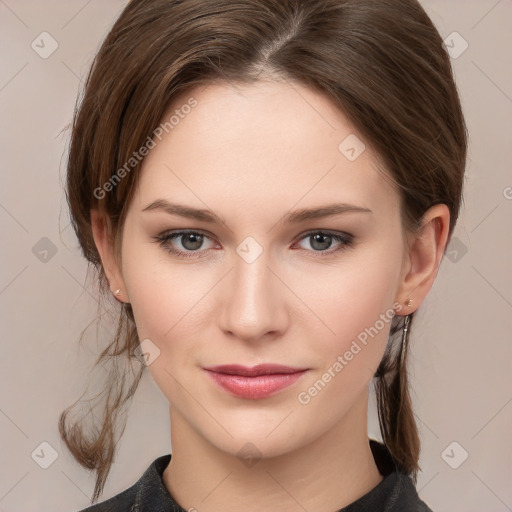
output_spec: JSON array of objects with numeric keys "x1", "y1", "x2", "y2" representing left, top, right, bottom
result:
[{"x1": 91, "y1": 77, "x2": 449, "y2": 512}]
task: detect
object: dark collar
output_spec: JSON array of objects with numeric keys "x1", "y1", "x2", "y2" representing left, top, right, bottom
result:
[{"x1": 82, "y1": 440, "x2": 430, "y2": 511}]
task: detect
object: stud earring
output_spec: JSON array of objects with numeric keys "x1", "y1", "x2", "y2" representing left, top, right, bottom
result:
[
  {"x1": 114, "y1": 289, "x2": 121, "y2": 296},
  {"x1": 405, "y1": 298, "x2": 413, "y2": 307}
]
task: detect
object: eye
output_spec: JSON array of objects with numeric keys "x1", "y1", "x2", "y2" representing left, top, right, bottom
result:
[
  {"x1": 154, "y1": 229, "x2": 354, "y2": 259},
  {"x1": 294, "y1": 230, "x2": 354, "y2": 256},
  {"x1": 154, "y1": 230, "x2": 217, "y2": 259}
]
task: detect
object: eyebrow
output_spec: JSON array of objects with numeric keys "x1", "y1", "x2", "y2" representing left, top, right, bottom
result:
[{"x1": 142, "y1": 199, "x2": 372, "y2": 224}]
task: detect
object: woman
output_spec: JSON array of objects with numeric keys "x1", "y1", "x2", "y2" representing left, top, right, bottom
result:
[{"x1": 60, "y1": 0, "x2": 467, "y2": 510}]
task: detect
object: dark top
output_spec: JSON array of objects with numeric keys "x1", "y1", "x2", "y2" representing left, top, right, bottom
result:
[{"x1": 77, "y1": 440, "x2": 433, "y2": 511}]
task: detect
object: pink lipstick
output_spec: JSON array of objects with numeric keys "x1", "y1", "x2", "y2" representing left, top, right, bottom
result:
[{"x1": 203, "y1": 364, "x2": 308, "y2": 400}]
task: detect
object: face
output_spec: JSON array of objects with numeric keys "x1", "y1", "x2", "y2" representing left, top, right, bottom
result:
[{"x1": 116, "y1": 78, "x2": 409, "y2": 459}]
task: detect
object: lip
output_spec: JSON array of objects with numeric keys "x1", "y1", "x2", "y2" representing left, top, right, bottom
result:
[
  {"x1": 204, "y1": 364, "x2": 308, "y2": 376},
  {"x1": 203, "y1": 364, "x2": 309, "y2": 400}
]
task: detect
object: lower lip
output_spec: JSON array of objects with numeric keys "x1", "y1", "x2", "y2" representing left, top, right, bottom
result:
[{"x1": 205, "y1": 370, "x2": 308, "y2": 399}]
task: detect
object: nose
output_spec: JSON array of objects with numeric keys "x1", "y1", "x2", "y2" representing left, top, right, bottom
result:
[{"x1": 218, "y1": 248, "x2": 289, "y2": 343}]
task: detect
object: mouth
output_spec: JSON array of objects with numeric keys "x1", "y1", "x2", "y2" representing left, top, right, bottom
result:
[
  {"x1": 203, "y1": 363, "x2": 308, "y2": 376},
  {"x1": 203, "y1": 364, "x2": 309, "y2": 399}
]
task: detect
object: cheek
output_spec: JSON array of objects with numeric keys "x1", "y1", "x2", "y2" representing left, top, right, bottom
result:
[
  {"x1": 121, "y1": 236, "x2": 219, "y2": 374},
  {"x1": 122, "y1": 254, "x2": 211, "y2": 397},
  {"x1": 293, "y1": 259, "x2": 401, "y2": 419},
  {"x1": 125, "y1": 262, "x2": 208, "y2": 342},
  {"x1": 298, "y1": 241, "x2": 402, "y2": 371}
]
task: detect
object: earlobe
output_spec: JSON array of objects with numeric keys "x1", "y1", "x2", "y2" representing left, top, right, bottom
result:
[
  {"x1": 90, "y1": 209, "x2": 127, "y2": 302},
  {"x1": 394, "y1": 204, "x2": 450, "y2": 315}
]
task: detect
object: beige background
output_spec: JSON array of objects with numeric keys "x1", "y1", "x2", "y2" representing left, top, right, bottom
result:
[{"x1": 1, "y1": 1, "x2": 511, "y2": 511}]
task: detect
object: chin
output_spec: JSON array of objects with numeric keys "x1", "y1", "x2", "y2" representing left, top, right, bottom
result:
[{"x1": 203, "y1": 423, "x2": 303, "y2": 462}]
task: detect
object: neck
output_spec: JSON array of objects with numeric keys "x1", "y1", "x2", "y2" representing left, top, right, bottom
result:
[{"x1": 163, "y1": 396, "x2": 383, "y2": 512}]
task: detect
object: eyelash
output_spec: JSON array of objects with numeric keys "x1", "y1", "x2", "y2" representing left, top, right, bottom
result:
[{"x1": 153, "y1": 229, "x2": 354, "y2": 259}]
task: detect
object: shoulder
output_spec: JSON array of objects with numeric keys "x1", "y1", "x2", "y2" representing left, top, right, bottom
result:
[
  {"x1": 75, "y1": 454, "x2": 173, "y2": 512},
  {"x1": 76, "y1": 485, "x2": 135, "y2": 512},
  {"x1": 390, "y1": 472, "x2": 434, "y2": 512},
  {"x1": 339, "y1": 440, "x2": 434, "y2": 512}
]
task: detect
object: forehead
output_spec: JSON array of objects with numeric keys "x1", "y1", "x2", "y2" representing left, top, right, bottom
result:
[{"x1": 133, "y1": 79, "x2": 399, "y2": 222}]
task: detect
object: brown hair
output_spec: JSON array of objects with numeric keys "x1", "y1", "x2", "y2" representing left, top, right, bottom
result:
[{"x1": 59, "y1": 0, "x2": 467, "y2": 503}]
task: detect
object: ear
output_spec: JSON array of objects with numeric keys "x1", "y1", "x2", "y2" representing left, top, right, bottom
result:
[
  {"x1": 90, "y1": 209, "x2": 128, "y2": 303},
  {"x1": 394, "y1": 204, "x2": 450, "y2": 315}
]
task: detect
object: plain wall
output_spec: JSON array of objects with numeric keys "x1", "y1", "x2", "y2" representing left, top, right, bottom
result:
[{"x1": 1, "y1": 1, "x2": 511, "y2": 511}]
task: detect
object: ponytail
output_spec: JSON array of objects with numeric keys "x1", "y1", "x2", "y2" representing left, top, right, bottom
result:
[
  {"x1": 375, "y1": 314, "x2": 421, "y2": 482},
  {"x1": 58, "y1": 302, "x2": 144, "y2": 504}
]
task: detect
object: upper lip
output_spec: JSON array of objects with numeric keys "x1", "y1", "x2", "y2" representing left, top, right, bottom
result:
[{"x1": 203, "y1": 364, "x2": 308, "y2": 377}]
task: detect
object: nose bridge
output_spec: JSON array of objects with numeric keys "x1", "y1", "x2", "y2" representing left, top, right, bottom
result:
[
  {"x1": 232, "y1": 245, "x2": 274, "y2": 319},
  {"x1": 219, "y1": 240, "x2": 285, "y2": 340}
]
